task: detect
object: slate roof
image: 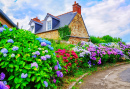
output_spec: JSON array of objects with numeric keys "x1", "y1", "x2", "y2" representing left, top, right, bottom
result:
[
  {"x1": 0, "y1": 9, "x2": 18, "y2": 29},
  {"x1": 35, "y1": 11, "x2": 77, "y2": 34}
]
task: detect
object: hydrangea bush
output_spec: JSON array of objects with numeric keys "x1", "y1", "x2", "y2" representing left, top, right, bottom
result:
[
  {"x1": 119, "y1": 42, "x2": 130, "y2": 58},
  {"x1": 73, "y1": 41, "x2": 125, "y2": 68},
  {"x1": 0, "y1": 25, "x2": 63, "y2": 89}
]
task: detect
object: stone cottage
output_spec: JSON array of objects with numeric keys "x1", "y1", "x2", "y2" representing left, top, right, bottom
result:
[
  {"x1": 29, "y1": 1, "x2": 89, "y2": 44},
  {"x1": 0, "y1": 9, "x2": 18, "y2": 29}
]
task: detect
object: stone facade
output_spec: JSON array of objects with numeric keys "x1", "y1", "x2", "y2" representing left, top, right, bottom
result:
[
  {"x1": 36, "y1": 13, "x2": 89, "y2": 44},
  {"x1": 69, "y1": 13, "x2": 89, "y2": 38},
  {"x1": 36, "y1": 30, "x2": 59, "y2": 39},
  {"x1": 0, "y1": 16, "x2": 14, "y2": 28}
]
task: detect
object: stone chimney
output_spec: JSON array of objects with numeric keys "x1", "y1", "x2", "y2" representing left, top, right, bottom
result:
[{"x1": 73, "y1": 1, "x2": 81, "y2": 14}]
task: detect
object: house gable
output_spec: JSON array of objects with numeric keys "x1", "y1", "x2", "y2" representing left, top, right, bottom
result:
[{"x1": 69, "y1": 13, "x2": 89, "y2": 38}]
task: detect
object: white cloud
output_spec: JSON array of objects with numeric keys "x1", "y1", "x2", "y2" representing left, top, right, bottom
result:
[{"x1": 82, "y1": 0, "x2": 130, "y2": 38}]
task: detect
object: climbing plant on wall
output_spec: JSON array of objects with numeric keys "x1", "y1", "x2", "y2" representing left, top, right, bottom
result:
[{"x1": 58, "y1": 25, "x2": 71, "y2": 41}]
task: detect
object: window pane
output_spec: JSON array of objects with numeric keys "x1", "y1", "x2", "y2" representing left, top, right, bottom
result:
[{"x1": 47, "y1": 21, "x2": 51, "y2": 30}]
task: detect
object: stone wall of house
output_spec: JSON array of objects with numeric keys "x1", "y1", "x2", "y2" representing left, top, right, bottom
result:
[
  {"x1": 69, "y1": 37, "x2": 89, "y2": 44},
  {"x1": 36, "y1": 30, "x2": 59, "y2": 39},
  {"x1": 69, "y1": 13, "x2": 89, "y2": 38},
  {"x1": 0, "y1": 16, "x2": 13, "y2": 28}
]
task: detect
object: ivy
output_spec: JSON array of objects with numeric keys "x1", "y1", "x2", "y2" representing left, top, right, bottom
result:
[{"x1": 58, "y1": 25, "x2": 71, "y2": 41}]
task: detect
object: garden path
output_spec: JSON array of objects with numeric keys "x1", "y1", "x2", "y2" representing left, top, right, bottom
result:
[{"x1": 78, "y1": 64, "x2": 130, "y2": 89}]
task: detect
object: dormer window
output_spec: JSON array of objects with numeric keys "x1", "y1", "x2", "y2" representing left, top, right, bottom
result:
[
  {"x1": 46, "y1": 16, "x2": 52, "y2": 31},
  {"x1": 47, "y1": 21, "x2": 51, "y2": 30}
]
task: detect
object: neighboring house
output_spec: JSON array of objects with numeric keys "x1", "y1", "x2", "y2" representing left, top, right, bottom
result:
[
  {"x1": 29, "y1": 1, "x2": 89, "y2": 44},
  {"x1": 0, "y1": 9, "x2": 18, "y2": 29}
]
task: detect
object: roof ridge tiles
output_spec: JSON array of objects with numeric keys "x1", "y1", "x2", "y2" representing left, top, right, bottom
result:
[
  {"x1": 56, "y1": 11, "x2": 73, "y2": 17},
  {"x1": 47, "y1": 13, "x2": 60, "y2": 19}
]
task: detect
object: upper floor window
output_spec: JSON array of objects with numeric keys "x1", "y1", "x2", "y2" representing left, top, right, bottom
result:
[
  {"x1": 46, "y1": 16, "x2": 52, "y2": 31},
  {"x1": 47, "y1": 21, "x2": 51, "y2": 30}
]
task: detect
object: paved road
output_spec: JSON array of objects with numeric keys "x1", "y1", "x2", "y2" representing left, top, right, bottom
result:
[{"x1": 79, "y1": 64, "x2": 130, "y2": 89}]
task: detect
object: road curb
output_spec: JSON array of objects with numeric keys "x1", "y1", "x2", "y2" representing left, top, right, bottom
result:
[{"x1": 67, "y1": 61, "x2": 130, "y2": 89}]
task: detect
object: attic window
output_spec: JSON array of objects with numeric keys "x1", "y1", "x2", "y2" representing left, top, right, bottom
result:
[
  {"x1": 31, "y1": 26, "x2": 34, "y2": 30},
  {"x1": 47, "y1": 21, "x2": 51, "y2": 30}
]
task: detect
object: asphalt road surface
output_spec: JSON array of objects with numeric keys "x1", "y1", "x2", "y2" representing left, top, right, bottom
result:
[{"x1": 79, "y1": 64, "x2": 130, "y2": 89}]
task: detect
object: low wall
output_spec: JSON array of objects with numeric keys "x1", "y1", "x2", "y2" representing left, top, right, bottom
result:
[
  {"x1": 36, "y1": 30, "x2": 59, "y2": 39},
  {"x1": 68, "y1": 37, "x2": 89, "y2": 44}
]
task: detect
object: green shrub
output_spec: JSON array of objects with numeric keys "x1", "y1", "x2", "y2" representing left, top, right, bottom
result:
[{"x1": 0, "y1": 27, "x2": 62, "y2": 89}]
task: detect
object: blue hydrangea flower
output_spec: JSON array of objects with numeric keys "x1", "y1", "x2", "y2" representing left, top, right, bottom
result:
[
  {"x1": 21, "y1": 73, "x2": 28, "y2": 78},
  {"x1": 43, "y1": 81, "x2": 48, "y2": 87},
  {"x1": 9, "y1": 28, "x2": 13, "y2": 31},
  {"x1": 12, "y1": 46, "x2": 19, "y2": 51},
  {"x1": 1, "y1": 48, "x2": 8, "y2": 54},
  {"x1": 48, "y1": 45, "x2": 53, "y2": 50},
  {"x1": 3, "y1": 81, "x2": 7, "y2": 85},
  {"x1": 36, "y1": 37, "x2": 42, "y2": 41},
  {"x1": 58, "y1": 64, "x2": 62, "y2": 69},
  {"x1": 3, "y1": 54, "x2": 7, "y2": 57},
  {"x1": 11, "y1": 54, "x2": 15, "y2": 57},
  {"x1": 7, "y1": 39, "x2": 14, "y2": 43},
  {"x1": 0, "y1": 27, "x2": 4, "y2": 32},
  {"x1": 0, "y1": 72, "x2": 5, "y2": 80},
  {"x1": 2, "y1": 24, "x2": 8, "y2": 28},
  {"x1": 32, "y1": 55, "x2": 36, "y2": 58}
]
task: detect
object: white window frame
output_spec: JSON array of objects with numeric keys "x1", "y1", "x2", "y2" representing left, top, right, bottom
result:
[
  {"x1": 30, "y1": 22, "x2": 35, "y2": 33},
  {"x1": 46, "y1": 16, "x2": 52, "y2": 31}
]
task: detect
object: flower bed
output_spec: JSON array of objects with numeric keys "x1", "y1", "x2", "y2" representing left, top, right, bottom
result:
[{"x1": 0, "y1": 25, "x2": 63, "y2": 89}]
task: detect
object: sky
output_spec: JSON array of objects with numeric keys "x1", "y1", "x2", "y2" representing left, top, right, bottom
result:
[{"x1": 0, "y1": 0, "x2": 130, "y2": 44}]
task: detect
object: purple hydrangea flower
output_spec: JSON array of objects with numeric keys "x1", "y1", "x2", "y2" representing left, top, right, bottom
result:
[
  {"x1": 53, "y1": 79, "x2": 56, "y2": 83},
  {"x1": 43, "y1": 81, "x2": 48, "y2": 87},
  {"x1": 31, "y1": 62, "x2": 38, "y2": 68},
  {"x1": 56, "y1": 61, "x2": 59, "y2": 65},
  {"x1": 98, "y1": 58, "x2": 101, "y2": 65},
  {"x1": 12, "y1": 46, "x2": 19, "y2": 51},
  {"x1": 0, "y1": 72, "x2": 5, "y2": 80},
  {"x1": 9, "y1": 28, "x2": 13, "y2": 31},
  {"x1": 45, "y1": 55, "x2": 51, "y2": 59},
  {"x1": 60, "y1": 72, "x2": 63, "y2": 78},
  {"x1": 35, "y1": 51, "x2": 40, "y2": 55},
  {"x1": 41, "y1": 42, "x2": 47, "y2": 46},
  {"x1": 7, "y1": 39, "x2": 14, "y2": 43},
  {"x1": 21, "y1": 73, "x2": 28, "y2": 78},
  {"x1": 45, "y1": 50, "x2": 48, "y2": 53},
  {"x1": 54, "y1": 65, "x2": 58, "y2": 70},
  {"x1": 56, "y1": 71, "x2": 60, "y2": 77},
  {"x1": 41, "y1": 56, "x2": 46, "y2": 60},
  {"x1": 1, "y1": 48, "x2": 8, "y2": 54},
  {"x1": 38, "y1": 48, "x2": 41, "y2": 50},
  {"x1": 0, "y1": 81, "x2": 5, "y2": 89}
]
